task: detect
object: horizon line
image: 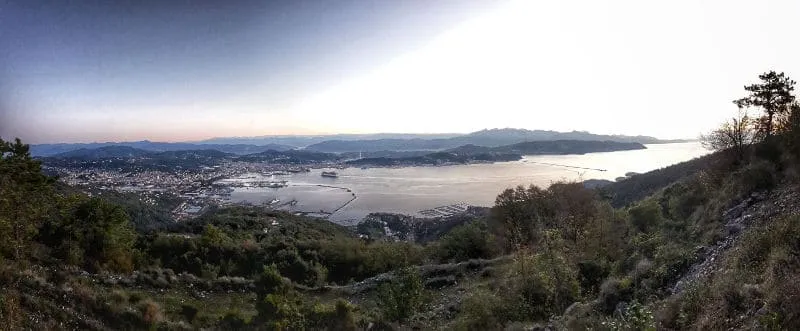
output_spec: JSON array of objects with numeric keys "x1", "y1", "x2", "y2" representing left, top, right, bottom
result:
[{"x1": 15, "y1": 128, "x2": 699, "y2": 145}]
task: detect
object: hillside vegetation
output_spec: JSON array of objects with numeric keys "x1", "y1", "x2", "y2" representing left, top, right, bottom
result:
[{"x1": 1, "y1": 72, "x2": 799, "y2": 330}]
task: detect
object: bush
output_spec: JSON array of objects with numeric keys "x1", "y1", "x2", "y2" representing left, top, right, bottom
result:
[
  {"x1": 181, "y1": 303, "x2": 199, "y2": 322},
  {"x1": 602, "y1": 301, "x2": 656, "y2": 331},
  {"x1": 377, "y1": 267, "x2": 424, "y2": 322},
  {"x1": 501, "y1": 247, "x2": 580, "y2": 321},
  {"x1": 577, "y1": 260, "x2": 609, "y2": 295},
  {"x1": 219, "y1": 310, "x2": 250, "y2": 329},
  {"x1": 139, "y1": 299, "x2": 163, "y2": 325},
  {"x1": 437, "y1": 221, "x2": 498, "y2": 263},
  {"x1": 305, "y1": 300, "x2": 357, "y2": 331},
  {"x1": 737, "y1": 160, "x2": 777, "y2": 193},
  {"x1": 0, "y1": 291, "x2": 23, "y2": 330},
  {"x1": 628, "y1": 199, "x2": 664, "y2": 233},
  {"x1": 598, "y1": 277, "x2": 633, "y2": 314},
  {"x1": 454, "y1": 290, "x2": 507, "y2": 330}
]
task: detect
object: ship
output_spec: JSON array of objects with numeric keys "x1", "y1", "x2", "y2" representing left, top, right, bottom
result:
[
  {"x1": 321, "y1": 171, "x2": 338, "y2": 178},
  {"x1": 265, "y1": 181, "x2": 287, "y2": 188}
]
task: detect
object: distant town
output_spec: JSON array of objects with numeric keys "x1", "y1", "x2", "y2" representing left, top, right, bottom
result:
[{"x1": 38, "y1": 129, "x2": 679, "y2": 223}]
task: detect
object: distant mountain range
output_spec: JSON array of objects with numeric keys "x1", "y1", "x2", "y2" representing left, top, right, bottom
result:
[
  {"x1": 31, "y1": 141, "x2": 292, "y2": 157},
  {"x1": 196, "y1": 133, "x2": 462, "y2": 148},
  {"x1": 31, "y1": 128, "x2": 691, "y2": 156},
  {"x1": 303, "y1": 129, "x2": 688, "y2": 153},
  {"x1": 41, "y1": 139, "x2": 648, "y2": 171},
  {"x1": 455, "y1": 140, "x2": 646, "y2": 155},
  {"x1": 51, "y1": 146, "x2": 234, "y2": 159}
]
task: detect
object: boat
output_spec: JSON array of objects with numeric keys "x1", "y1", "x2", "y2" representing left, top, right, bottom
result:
[
  {"x1": 321, "y1": 171, "x2": 338, "y2": 178},
  {"x1": 265, "y1": 181, "x2": 287, "y2": 188}
]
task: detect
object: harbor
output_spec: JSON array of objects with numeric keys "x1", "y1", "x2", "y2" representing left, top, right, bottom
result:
[{"x1": 418, "y1": 203, "x2": 471, "y2": 217}]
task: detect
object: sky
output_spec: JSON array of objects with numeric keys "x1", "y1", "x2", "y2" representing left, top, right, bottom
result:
[{"x1": 2, "y1": 0, "x2": 799, "y2": 144}]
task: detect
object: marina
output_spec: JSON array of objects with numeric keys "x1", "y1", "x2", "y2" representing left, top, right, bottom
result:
[{"x1": 419, "y1": 203, "x2": 471, "y2": 217}]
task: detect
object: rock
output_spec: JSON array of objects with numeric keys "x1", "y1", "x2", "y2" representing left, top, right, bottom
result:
[
  {"x1": 725, "y1": 222, "x2": 745, "y2": 235},
  {"x1": 694, "y1": 245, "x2": 707, "y2": 257},
  {"x1": 614, "y1": 302, "x2": 629, "y2": 317},
  {"x1": 424, "y1": 276, "x2": 456, "y2": 289},
  {"x1": 755, "y1": 304, "x2": 769, "y2": 316},
  {"x1": 563, "y1": 302, "x2": 581, "y2": 316}
]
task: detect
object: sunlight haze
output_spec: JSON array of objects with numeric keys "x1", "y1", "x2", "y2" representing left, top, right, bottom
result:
[{"x1": 2, "y1": 0, "x2": 799, "y2": 143}]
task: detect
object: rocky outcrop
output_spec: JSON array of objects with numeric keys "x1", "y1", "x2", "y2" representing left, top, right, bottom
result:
[{"x1": 671, "y1": 187, "x2": 800, "y2": 294}]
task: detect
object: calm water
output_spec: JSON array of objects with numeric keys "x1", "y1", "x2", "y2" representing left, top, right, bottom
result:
[{"x1": 228, "y1": 142, "x2": 708, "y2": 223}]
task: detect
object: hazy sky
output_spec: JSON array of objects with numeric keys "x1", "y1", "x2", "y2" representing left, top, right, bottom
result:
[{"x1": 2, "y1": 0, "x2": 799, "y2": 143}]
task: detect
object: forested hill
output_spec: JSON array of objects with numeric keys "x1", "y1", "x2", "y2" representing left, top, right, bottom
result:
[
  {"x1": 31, "y1": 141, "x2": 293, "y2": 157},
  {"x1": 484, "y1": 140, "x2": 645, "y2": 155},
  {"x1": 344, "y1": 140, "x2": 644, "y2": 166},
  {"x1": 304, "y1": 129, "x2": 672, "y2": 153},
  {"x1": 40, "y1": 140, "x2": 647, "y2": 172}
]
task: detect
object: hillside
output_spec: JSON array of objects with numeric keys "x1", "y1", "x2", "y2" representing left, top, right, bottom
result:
[
  {"x1": 33, "y1": 129, "x2": 681, "y2": 156},
  {"x1": 303, "y1": 128, "x2": 677, "y2": 153},
  {"x1": 198, "y1": 133, "x2": 462, "y2": 147},
  {"x1": 31, "y1": 141, "x2": 293, "y2": 157},
  {"x1": 488, "y1": 139, "x2": 645, "y2": 154},
  {"x1": 53, "y1": 145, "x2": 153, "y2": 158},
  {"x1": 345, "y1": 141, "x2": 645, "y2": 167},
  {"x1": 40, "y1": 140, "x2": 649, "y2": 171}
]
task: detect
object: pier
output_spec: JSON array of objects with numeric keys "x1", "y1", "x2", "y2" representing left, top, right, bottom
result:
[
  {"x1": 525, "y1": 161, "x2": 607, "y2": 172},
  {"x1": 283, "y1": 183, "x2": 357, "y2": 218}
]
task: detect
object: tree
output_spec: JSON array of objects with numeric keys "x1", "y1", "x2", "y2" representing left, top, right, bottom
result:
[
  {"x1": 490, "y1": 182, "x2": 600, "y2": 251},
  {"x1": 45, "y1": 197, "x2": 137, "y2": 272},
  {"x1": 734, "y1": 71, "x2": 796, "y2": 139},
  {"x1": 787, "y1": 102, "x2": 800, "y2": 157},
  {"x1": 0, "y1": 138, "x2": 54, "y2": 261},
  {"x1": 701, "y1": 107, "x2": 754, "y2": 163},
  {"x1": 437, "y1": 220, "x2": 497, "y2": 262}
]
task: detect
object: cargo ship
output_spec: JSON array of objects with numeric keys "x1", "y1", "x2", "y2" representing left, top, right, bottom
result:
[{"x1": 321, "y1": 171, "x2": 338, "y2": 178}]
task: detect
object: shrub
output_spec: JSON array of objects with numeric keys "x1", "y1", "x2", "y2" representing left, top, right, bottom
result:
[
  {"x1": 437, "y1": 221, "x2": 498, "y2": 263},
  {"x1": 737, "y1": 160, "x2": 777, "y2": 194},
  {"x1": 306, "y1": 300, "x2": 357, "y2": 331},
  {"x1": 139, "y1": 299, "x2": 163, "y2": 325},
  {"x1": 577, "y1": 260, "x2": 609, "y2": 295},
  {"x1": 628, "y1": 199, "x2": 664, "y2": 233},
  {"x1": 128, "y1": 292, "x2": 143, "y2": 304},
  {"x1": 454, "y1": 289, "x2": 507, "y2": 330},
  {"x1": 219, "y1": 310, "x2": 249, "y2": 329},
  {"x1": 109, "y1": 290, "x2": 128, "y2": 305},
  {"x1": 0, "y1": 291, "x2": 23, "y2": 330},
  {"x1": 377, "y1": 267, "x2": 424, "y2": 322},
  {"x1": 598, "y1": 277, "x2": 633, "y2": 314},
  {"x1": 602, "y1": 301, "x2": 656, "y2": 331},
  {"x1": 181, "y1": 303, "x2": 199, "y2": 322},
  {"x1": 501, "y1": 247, "x2": 580, "y2": 321}
]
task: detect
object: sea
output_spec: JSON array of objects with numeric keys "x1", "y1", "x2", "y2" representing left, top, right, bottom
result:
[{"x1": 223, "y1": 142, "x2": 708, "y2": 224}]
